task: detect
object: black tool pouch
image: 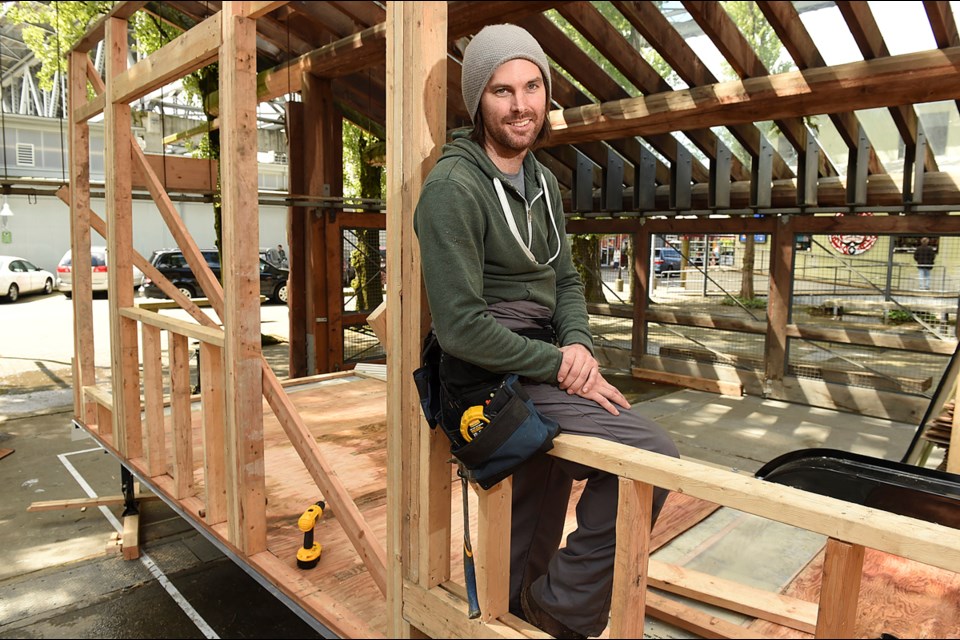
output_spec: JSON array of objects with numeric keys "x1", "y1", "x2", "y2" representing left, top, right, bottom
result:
[{"x1": 413, "y1": 331, "x2": 560, "y2": 490}]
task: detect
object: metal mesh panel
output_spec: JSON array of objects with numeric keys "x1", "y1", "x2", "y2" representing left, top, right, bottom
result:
[
  {"x1": 343, "y1": 323, "x2": 385, "y2": 364},
  {"x1": 648, "y1": 324, "x2": 765, "y2": 369}
]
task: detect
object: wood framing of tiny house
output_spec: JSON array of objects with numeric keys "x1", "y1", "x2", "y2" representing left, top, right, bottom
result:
[{"x1": 64, "y1": 2, "x2": 959, "y2": 638}]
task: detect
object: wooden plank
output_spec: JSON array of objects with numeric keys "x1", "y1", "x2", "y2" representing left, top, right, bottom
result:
[
  {"x1": 169, "y1": 332, "x2": 195, "y2": 500},
  {"x1": 547, "y1": 434, "x2": 960, "y2": 574},
  {"x1": 120, "y1": 306, "x2": 224, "y2": 347},
  {"x1": 547, "y1": 46, "x2": 960, "y2": 145},
  {"x1": 609, "y1": 479, "x2": 653, "y2": 638},
  {"x1": 949, "y1": 378, "x2": 960, "y2": 474},
  {"x1": 765, "y1": 220, "x2": 792, "y2": 382},
  {"x1": 241, "y1": 1, "x2": 287, "y2": 19},
  {"x1": 200, "y1": 342, "x2": 227, "y2": 525},
  {"x1": 220, "y1": 2, "x2": 267, "y2": 556},
  {"x1": 105, "y1": 16, "x2": 142, "y2": 459},
  {"x1": 385, "y1": 3, "x2": 449, "y2": 636},
  {"x1": 121, "y1": 513, "x2": 140, "y2": 560},
  {"x1": 68, "y1": 50, "x2": 97, "y2": 427},
  {"x1": 140, "y1": 323, "x2": 166, "y2": 477},
  {"x1": 646, "y1": 592, "x2": 766, "y2": 639},
  {"x1": 0, "y1": 448, "x2": 13, "y2": 461},
  {"x1": 112, "y1": 13, "x2": 220, "y2": 105},
  {"x1": 650, "y1": 492, "x2": 721, "y2": 552},
  {"x1": 815, "y1": 539, "x2": 865, "y2": 638},
  {"x1": 367, "y1": 301, "x2": 388, "y2": 350},
  {"x1": 401, "y1": 581, "x2": 533, "y2": 639},
  {"x1": 631, "y1": 366, "x2": 744, "y2": 397},
  {"x1": 133, "y1": 155, "x2": 218, "y2": 194},
  {"x1": 285, "y1": 102, "x2": 308, "y2": 378},
  {"x1": 647, "y1": 560, "x2": 818, "y2": 634},
  {"x1": 477, "y1": 480, "x2": 511, "y2": 623},
  {"x1": 27, "y1": 494, "x2": 160, "y2": 512}
]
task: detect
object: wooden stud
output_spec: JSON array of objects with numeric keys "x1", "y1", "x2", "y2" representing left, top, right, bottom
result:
[
  {"x1": 105, "y1": 16, "x2": 142, "y2": 458},
  {"x1": 477, "y1": 480, "x2": 511, "y2": 622},
  {"x1": 631, "y1": 230, "x2": 651, "y2": 368},
  {"x1": 609, "y1": 478, "x2": 653, "y2": 638},
  {"x1": 386, "y1": 1, "x2": 448, "y2": 634},
  {"x1": 200, "y1": 342, "x2": 227, "y2": 525},
  {"x1": 814, "y1": 538, "x2": 865, "y2": 638},
  {"x1": 68, "y1": 49, "x2": 97, "y2": 427},
  {"x1": 140, "y1": 323, "x2": 166, "y2": 477},
  {"x1": 169, "y1": 332, "x2": 194, "y2": 500},
  {"x1": 220, "y1": 2, "x2": 267, "y2": 555},
  {"x1": 121, "y1": 513, "x2": 140, "y2": 560}
]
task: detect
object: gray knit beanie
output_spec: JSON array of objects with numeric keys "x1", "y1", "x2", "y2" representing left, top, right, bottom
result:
[{"x1": 461, "y1": 24, "x2": 552, "y2": 123}]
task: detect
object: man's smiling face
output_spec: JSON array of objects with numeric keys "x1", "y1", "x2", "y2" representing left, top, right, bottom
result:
[{"x1": 478, "y1": 58, "x2": 547, "y2": 162}]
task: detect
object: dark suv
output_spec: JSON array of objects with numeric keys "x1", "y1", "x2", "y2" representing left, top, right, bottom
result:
[
  {"x1": 653, "y1": 247, "x2": 703, "y2": 276},
  {"x1": 141, "y1": 248, "x2": 288, "y2": 304}
]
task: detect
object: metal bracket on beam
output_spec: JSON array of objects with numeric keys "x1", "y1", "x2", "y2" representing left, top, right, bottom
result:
[
  {"x1": 846, "y1": 125, "x2": 870, "y2": 206},
  {"x1": 670, "y1": 144, "x2": 691, "y2": 211},
  {"x1": 902, "y1": 128, "x2": 926, "y2": 207},
  {"x1": 572, "y1": 150, "x2": 594, "y2": 214},
  {"x1": 750, "y1": 136, "x2": 773, "y2": 209},
  {"x1": 633, "y1": 146, "x2": 657, "y2": 212},
  {"x1": 797, "y1": 135, "x2": 820, "y2": 207},
  {"x1": 602, "y1": 149, "x2": 625, "y2": 213},
  {"x1": 709, "y1": 143, "x2": 731, "y2": 209}
]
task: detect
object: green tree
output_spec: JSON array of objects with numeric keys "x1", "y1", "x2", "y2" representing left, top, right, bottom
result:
[{"x1": 343, "y1": 121, "x2": 383, "y2": 312}]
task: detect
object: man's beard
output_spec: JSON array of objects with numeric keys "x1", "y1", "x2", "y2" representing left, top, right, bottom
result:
[{"x1": 486, "y1": 111, "x2": 543, "y2": 153}]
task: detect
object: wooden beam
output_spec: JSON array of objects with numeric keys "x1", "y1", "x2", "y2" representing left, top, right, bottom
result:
[
  {"x1": 220, "y1": 2, "x2": 267, "y2": 556},
  {"x1": 548, "y1": 46, "x2": 960, "y2": 145},
  {"x1": 386, "y1": 2, "x2": 448, "y2": 635},
  {"x1": 169, "y1": 332, "x2": 194, "y2": 500},
  {"x1": 609, "y1": 479, "x2": 653, "y2": 637},
  {"x1": 105, "y1": 16, "x2": 143, "y2": 459},
  {"x1": 241, "y1": 1, "x2": 288, "y2": 20},
  {"x1": 27, "y1": 494, "x2": 160, "y2": 512},
  {"x1": 112, "y1": 13, "x2": 221, "y2": 106},
  {"x1": 68, "y1": 50, "x2": 97, "y2": 427},
  {"x1": 200, "y1": 342, "x2": 228, "y2": 525},
  {"x1": 119, "y1": 307, "x2": 224, "y2": 346},
  {"x1": 140, "y1": 323, "x2": 166, "y2": 477},
  {"x1": 549, "y1": 434, "x2": 960, "y2": 573},
  {"x1": 814, "y1": 539, "x2": 865, "y2": 638},
  {"x1": 632, "y1": 367, "x2": 744, "y2": 397}
]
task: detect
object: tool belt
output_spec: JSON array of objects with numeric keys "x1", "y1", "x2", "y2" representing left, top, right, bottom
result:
[{"x1": 413, "y1": 327, "x2": 560, "y2": 490}]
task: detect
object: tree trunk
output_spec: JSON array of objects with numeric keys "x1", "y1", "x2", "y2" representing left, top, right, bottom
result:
[
  {"x1": 352, "y1": 136, "x2": 383, "y2": 312},
  {"x1": 740, "y1": 235, "x2": 756, "y2": 299},
  {"x1": 572, "y1": 235, "x2": 606, "y2": 303}
]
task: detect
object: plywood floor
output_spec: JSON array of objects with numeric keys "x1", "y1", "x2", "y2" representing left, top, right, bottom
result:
[{"x1": 82, "y1": 373, "x2": 959, "y2": 639}]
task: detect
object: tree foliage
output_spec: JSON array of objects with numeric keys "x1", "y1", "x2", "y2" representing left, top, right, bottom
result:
[{"x1": 6, "y1": 2, "x2": 112, "y2": 94}]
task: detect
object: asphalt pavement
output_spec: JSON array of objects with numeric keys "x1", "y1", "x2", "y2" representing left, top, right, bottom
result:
[{"x1": 0, "y1": 291, "x2": 324, "y2": 639}]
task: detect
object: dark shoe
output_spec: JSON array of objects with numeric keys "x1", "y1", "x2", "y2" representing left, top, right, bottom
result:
[{"x1": 520, "y1": 585, "x2": 587, "y2": 639}]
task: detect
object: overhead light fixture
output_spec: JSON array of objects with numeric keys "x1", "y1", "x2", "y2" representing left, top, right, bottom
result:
[{"x1": 0, "y1": 197, "x2": 12, "y2": 218}]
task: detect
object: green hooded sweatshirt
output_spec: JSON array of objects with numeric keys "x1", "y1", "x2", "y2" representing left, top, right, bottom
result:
[{"x1": 413, "y1": 134, "x2": 593, "y2": 383}]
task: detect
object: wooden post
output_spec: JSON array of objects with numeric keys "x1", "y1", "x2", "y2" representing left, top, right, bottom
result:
[
  {"x1": 765, "y1": 217, "x2": 794, "y2": 388},
  {"x1": 169, "y1": 332, "x2": 195, "y2": 500},
  {"x1": 631, "y1": 230, "x2": 651, "y2": 367},
  {"x1": 105, "y1": 16, "x2": 142, "y2": 458},
  {"x1": 285, "y1": 101, "x2": 308, "y2": 378},
  {"x1": 814, "y1": 538, "x2": 864, "y2": 638},
  {"x1": 220, "y1": 2, "x2": 267, "y2": 555},
  {"x1": 609, "y1": 478, "x2": 653, "y2": 637},
  {"x1": 140, "y1": 323, "x2": 166, "y2": 477},
  {"x1": 200, "y1": 342, "x2": 227, "y2": 524},
  {"x1": 477, "y1": 480, "x2": 511, "y2": 622},
  {"x1": 386, "y1": 1, "x2": 448, "y2": 635},
  {"x1": 301, "y1": 74, "x2": 340, "y2": 373},
  {"x1": 68, "y1": 50, "x2": 97, "y2": 427}
]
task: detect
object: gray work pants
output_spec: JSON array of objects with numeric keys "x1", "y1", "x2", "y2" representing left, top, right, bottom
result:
[
  {"x1": 486, "y1": 301, "x2": 679, "y2": 637},
  {"x1": 509, "y1": 385, "x2": 678, "y2": 636}
]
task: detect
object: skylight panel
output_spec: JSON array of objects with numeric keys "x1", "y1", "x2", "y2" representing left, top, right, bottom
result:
[
  {"x1": 798, "y1": 4, "x2": 863, "y2": 65},
  {"x1": 868, "y1": 1, "x2": 935, "y2": 55}
]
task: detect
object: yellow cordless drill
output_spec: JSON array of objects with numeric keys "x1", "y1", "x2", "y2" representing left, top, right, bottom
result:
[{"x1": 296, "y1": 501, "x2": 325, "y2": 569}]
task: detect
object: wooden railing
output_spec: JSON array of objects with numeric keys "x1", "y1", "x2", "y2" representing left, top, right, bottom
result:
[{"x1": 406, "y1": 436, "x2": 960, "y2": 639}]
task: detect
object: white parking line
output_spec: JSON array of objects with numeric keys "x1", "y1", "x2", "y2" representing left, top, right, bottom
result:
[{"x1": 58, "y1": 447, "x2": 220, "y2": 639}]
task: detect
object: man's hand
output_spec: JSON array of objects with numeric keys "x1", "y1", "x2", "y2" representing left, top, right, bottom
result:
[
  {"x1": 557, "y1": 343, "x2": 631, "y2": 416},
  {"x1": 577, "y1": 374, "x2": 631, "y2": 416},
  {"x1": 557, "y1": 343, "x2": 598, "y2": 394}
]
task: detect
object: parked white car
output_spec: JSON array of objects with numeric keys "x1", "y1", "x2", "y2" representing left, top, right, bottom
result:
[
  {"x1": 0, "y1": 255, "x2": 55, "y2": 302},
  {"x1": 56, "y1": 246, "x2": 144, "y2": 298}
]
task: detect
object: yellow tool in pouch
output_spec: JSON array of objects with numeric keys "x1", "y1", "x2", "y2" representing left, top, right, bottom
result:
[{"x1": 459, "y1": 405, "x2": 489, "y2": 442}]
